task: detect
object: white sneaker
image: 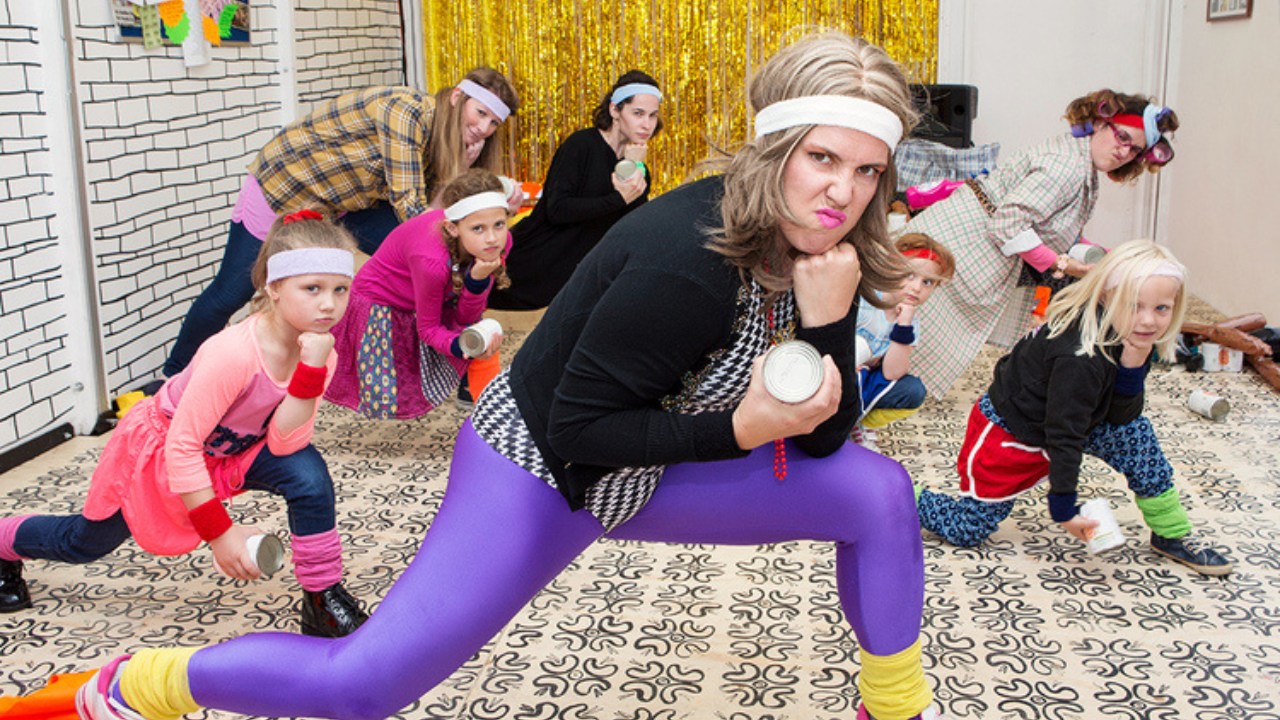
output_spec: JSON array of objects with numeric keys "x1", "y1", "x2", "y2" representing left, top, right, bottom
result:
[{"x1": 851, "y1": 425, "x2": 880, "y2": 452}]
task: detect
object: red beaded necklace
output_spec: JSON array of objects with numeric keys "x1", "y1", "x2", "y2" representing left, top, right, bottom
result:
[{"x1": 767, "y1": 303, "x2": 787, "y2": 482}]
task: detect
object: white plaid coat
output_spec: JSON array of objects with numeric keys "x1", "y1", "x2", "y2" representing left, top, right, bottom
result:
[{"x1": 905, "y1": 134, "x2": 1100, "y2": 397}]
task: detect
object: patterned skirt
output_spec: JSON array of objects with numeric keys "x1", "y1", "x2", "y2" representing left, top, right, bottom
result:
[{"x1": 324, "y1": 291, "x2": 466, "y2": 419}]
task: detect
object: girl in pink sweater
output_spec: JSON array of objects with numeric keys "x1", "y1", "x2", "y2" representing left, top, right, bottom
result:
[
  {"x1": 325, "y1": 169, "x2": 512, "y2": 419},
  {"x1": 0, "y1": 212, "x2": 368, "y2": 637}
]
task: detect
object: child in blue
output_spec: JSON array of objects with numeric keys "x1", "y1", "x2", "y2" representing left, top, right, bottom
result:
[
  {"x1": 917, "y1": 239, "x2": 1231, "y2": 576},
  {"x1": 852, "y1": 233, "x2": 955, "y2": 450}
]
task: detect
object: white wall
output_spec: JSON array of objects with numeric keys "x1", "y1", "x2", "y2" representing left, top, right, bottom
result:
[
  {"x1": 1162, "y1": 0, "x2": 1279, "y2": 319},
  {"x1": 938, "y1": 0, "x2": 1172, "y2": 251},
  {"x1": 939, "y1": 0, "x2": 1276, "y2": 319},
  {"x1": 0, "y1": 0, "x2": 405, "y2": 454}
]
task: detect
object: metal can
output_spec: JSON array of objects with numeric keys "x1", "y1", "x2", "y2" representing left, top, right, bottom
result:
[
  {"x1": 762, "y1": 340, "x2": 824, "y2": 403},
  {"x1": 1199, "y1": 342, "x2": 1243, "y2": 373},
  {"x1": 213, "y1": 533, "x2": 285, "y2": 577},
  {"x1": 1188, "y1": 389, "x2": 1230, "y2": 421},
  {"x1": 459, "y1": 318, "x2": 503, "y2": 358},
  {"x1": 614, "y1": 159, "x2": 639, "y2": 180},
  {"x1": 1079, "y1": 498, "x2": 1126, "y2": 554},
  {"x1": 1067, "y1": 243, "x2": 1106, "y2": 265}
]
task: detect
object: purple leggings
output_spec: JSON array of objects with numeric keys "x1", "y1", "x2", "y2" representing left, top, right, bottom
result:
[{"x1": 187, "y1": 422, "x2": 924, "y2": 720}]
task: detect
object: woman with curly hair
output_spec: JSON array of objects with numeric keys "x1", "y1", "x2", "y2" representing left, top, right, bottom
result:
[{"x1": 904, "y1": 89, "x2": 1179, "y2": 397}]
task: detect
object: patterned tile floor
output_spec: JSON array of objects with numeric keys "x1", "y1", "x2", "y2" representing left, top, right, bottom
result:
[{"x1": 3, "y1": 301, "x2": 1280, "y2": 719}]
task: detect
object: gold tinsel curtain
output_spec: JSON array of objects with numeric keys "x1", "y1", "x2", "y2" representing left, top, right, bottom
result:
[{"x1": 423, "y1": 0, "x2": 937, "y2": 193}]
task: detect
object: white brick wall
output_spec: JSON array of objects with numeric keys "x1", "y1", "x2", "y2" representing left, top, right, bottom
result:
[
  {"x1": 295, "y1": 0, "x2": 405, "y2": 113},
  {"x1": 0, "y1": 0, "x2": 405, "y2": 454},
  {"x1": 0, "y1": 12, "x2": 77, "y2": 451}
]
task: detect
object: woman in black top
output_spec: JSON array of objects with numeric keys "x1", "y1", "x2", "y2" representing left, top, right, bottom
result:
[
  {"x1": 66, "y1": 33, "x2": 948, "y2": 720},
  {"x1": 488, "y1": 70, "x2": 662, "y2": 310}
]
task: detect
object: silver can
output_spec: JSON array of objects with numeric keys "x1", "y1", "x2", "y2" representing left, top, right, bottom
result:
[
  {"x1": 459, "y1": 318, "x2": 503, "y2": 358},
  {"x1": 1188, "y1": 389, "x2": 1230, "y2": 421},
  {"x1": 614, "y1": 159, "x2": 639, "y2": 180},
  {"x1": 762, "y1": 340, "x2": 824, "y2": 403},
  {"x1": 1067, "y1": 243, "x2": 1106, "y2": 265}
]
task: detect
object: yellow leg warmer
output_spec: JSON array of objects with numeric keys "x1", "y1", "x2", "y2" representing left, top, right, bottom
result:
[
  {"x1": 859, "y1": 639, "x2": 932, "y2": 720},
  {"x1": 861, "y1": 408, "x2": 917, "y2": 430},
  {"x1": 118, "y1": 648, "x2": 202, "y2": 720}
]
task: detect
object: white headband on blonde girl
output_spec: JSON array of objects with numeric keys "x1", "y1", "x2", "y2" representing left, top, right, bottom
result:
[
  {"x1": 266, "y1": 249, "x2": 355, "y2": 284},
  {"x1": 444, "y1": 191, "x2": 508, "y2": 222},
  {"x1": 1105, "y1": 262, "x2": 1185, "y2": 291},
  {"x1": 753, "y1": 96, "x2": 904, "y2": 152},
  {"x1": 611, "y1": 83, "x2": 663, "y2": 105},
  {"x1": 457, "y1": 79, "x2": 511, "y2": 122}
]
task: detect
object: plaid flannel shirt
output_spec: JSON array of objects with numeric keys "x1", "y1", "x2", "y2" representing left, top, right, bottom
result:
[{"x1": 252, "y1": 86, "x2": 435, "y2": 222}]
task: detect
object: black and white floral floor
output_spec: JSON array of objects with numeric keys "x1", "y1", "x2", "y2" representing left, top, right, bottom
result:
[{"x1": 3, "y1": 303, "x2": 1280, "y2": 719}]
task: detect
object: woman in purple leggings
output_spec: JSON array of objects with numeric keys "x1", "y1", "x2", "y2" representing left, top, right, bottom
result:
[{"x1": 69, "y1": 32, "x2": 945, "y2": 720}]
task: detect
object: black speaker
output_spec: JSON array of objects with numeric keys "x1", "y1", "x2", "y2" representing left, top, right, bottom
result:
[{"x1": 910, "y1": 84, "x2": 978, "y2": 148}]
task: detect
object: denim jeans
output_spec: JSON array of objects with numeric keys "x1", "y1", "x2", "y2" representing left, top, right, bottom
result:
[
  {"x1": 13, "y1": 443, "x2": 336, "y2": 563},
  {"x1": 163, "y1": 201, "x2": 402, "y2": 376}
]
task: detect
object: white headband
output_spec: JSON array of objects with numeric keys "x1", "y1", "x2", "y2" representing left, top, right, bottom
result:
[
  {"x1": 1105, "y1": 261, "x2": 1185, "y2": 291},
  {"x1": 444, "y1": 191, "x2": 508, "y2": 222},
  {"x1": 753, "y1": 96, "x2": 904, "y2": 152},
  {"x1": 457, "y1": 79, "x2": 511, "y2": 122},
  {"x1": 611, "y1": 83, "x2": 663, "y2": 106},
  {"x1": 266, "y1": 248, "x2": 354, "y2": 284}
]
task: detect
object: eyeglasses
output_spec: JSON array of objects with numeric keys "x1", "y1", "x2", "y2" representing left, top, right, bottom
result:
[{"x1": 1097, "y1": 103, "x2": 1175, "y2": 166}]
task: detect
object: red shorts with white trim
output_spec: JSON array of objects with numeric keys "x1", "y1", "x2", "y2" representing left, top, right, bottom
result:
[{"x1": 957, "y1": 402, "x2": 1050, "y2": 502}]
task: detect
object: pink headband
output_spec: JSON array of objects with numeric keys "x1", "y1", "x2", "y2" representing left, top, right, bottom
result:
[
  {"x1": 1105, "y1": 261, "x2": 1184, "y2": 291},
  {"x1": 457, "y1": 79, "x2": 511, "y2": 122},
  {"x1": 266, "y1": 248, "x2": 354, "y2": 284}
]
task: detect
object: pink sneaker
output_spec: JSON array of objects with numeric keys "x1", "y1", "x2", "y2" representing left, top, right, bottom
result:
[{"x1": 75, "y1": 655, "x2": 148, "y2": 720}]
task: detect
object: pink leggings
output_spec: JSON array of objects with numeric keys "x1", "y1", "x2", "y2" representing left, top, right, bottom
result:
[{"x1": 185, "y1": 421, "x2": 924, "y2": 720}]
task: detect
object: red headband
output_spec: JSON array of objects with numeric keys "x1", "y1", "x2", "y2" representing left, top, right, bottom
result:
[
  {"x1": 1109, "y1": 113, "x2": 1145, "y2": 131},
  {"x1": 283, "y1": 209, "x2": 323, "y2": 224},
  {"x1": 901, "y1": 247, "x2": 942, "y2": 265}
]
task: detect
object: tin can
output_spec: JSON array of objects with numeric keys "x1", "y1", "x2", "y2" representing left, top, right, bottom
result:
[
  {"x1": 1188, "y1": 389, "x2": 1230, "y2": 421},
  {"x1": 1067, "y1": 243, "x2": 1106, "y2": 265},
  {"x1": 1079, "y1": 498, "x2": 1125, "y2": 554},
  {"x1": 614, "y1": 159, "x2": 639, "y2": 180},
  {"x1": 762, "y1": 340, "x2": 824, "y2": 403},
  {"x1": 855, "y1": 336, "x2": 872, "y2": 368},
  {"x1": 498, "y1": 175, "x2": 519, "y2": 200},
  {"x1": 1199, "y1": 342, "x2": 1243, "y2": 373},
  {"x1": 459, "y1": 318, "x2": 503, "y2": 358},
  {"x1": 213, "y1": 533, "x2": 285, "y2": 577}
]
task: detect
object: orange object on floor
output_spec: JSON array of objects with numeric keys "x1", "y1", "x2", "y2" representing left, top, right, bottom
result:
[
  {"x1": 0, "y1": 670, "x2": 94, "y2": 720},
  {"x1": 468, "y1": 352, "x2": 502, "y2": 400}
]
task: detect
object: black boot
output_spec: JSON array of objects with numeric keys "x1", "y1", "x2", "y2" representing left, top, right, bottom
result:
[
  {"x1": 0, "y1": 558, "x2": 33, "y2": 612},
  {"x1": 300, "y1": 583, "x2": 368, "y2": 637}
]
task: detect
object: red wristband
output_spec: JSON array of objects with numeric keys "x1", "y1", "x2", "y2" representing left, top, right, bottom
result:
[
  {"x1": 287, "y1": 362, "x2": 327, "y2": 399},
  {"x1": 188, "y1": 498, "x2": 232, "y2": 542}
]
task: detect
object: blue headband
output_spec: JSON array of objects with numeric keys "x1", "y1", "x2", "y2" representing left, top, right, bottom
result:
[
  {"x1": 610, "y1": 83, "x2": 662, "y2": 106},
  {"x1": 1142, "y1": 105, "x2": 1170, "y2": 148}
]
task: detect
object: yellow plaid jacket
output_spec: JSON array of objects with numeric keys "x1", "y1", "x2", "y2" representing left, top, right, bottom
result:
[{"x1": 252, "y1": 86, "x2": 435, "y2": 222}]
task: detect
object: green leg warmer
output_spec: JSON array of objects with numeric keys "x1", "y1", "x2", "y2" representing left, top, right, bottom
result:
[{"x1": 1134, "y1": 487, "x2": 1192, "y2": 539}]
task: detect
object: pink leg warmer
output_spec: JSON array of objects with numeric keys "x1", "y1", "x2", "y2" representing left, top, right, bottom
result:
[{"x1": 290, "y1": 529, "x2": 343, "y2": 592}]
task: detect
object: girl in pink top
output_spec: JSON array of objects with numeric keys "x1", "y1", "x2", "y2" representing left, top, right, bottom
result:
[
  {"x1": 0, "y1": 212, "x2": 369, "y2": 638},
  {"x1": 325, "y1": 169, "x2": 512, "y2": 419}
]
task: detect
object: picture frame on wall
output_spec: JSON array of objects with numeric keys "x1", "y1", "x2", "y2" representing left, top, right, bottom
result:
[{"x1": 1207, "y1": 0, "x2": 1252, "y2": 21}]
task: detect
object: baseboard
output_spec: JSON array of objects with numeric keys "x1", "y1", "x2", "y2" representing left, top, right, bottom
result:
[{"x1": 0, "y1": 423, "x2": 76, "y2": 476}]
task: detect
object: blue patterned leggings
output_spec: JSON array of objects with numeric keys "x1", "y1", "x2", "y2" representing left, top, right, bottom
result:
[{"x1": 919, "y1": 413, "x2": 1174, "y2": 547}]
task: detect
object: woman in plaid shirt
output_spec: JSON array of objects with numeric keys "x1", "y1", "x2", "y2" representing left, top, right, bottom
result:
[
  {"x1": 161, "y1": 69, "x2": 521, "y2": 378},
  {"x1": 904, "y1": 89, "x2": 1178, "y2": 397}
]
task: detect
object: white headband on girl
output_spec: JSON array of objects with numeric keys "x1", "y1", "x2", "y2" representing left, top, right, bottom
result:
[
  {"x1": 1105, "y1": 261, "x2": 1184, "y2": 291},
  {"x1": 457, "y1": 79, "x2": 511, "y2": 122},
  {"x1": 266, "y1": 248, "x2": 354, "y2": 284},
  {"x1": 611, "y1": 83, "x2": 663, "y2": 106},
  {"x1": 444, "y1": 191, "x2": 508, "y2": 222},
  {"x1": 753, "y1": 96, "x2": 904, "y2": 152}
]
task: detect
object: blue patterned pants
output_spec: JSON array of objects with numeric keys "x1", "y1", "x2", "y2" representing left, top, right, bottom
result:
[{"x1": 919, "y1": 414, "x2": 1174, "y2": 547}]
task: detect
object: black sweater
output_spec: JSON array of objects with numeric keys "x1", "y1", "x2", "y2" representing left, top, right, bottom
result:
[
  {"x1": 987, "y1": 320, "x2": 1147, "y2": 501},
  {"x1": 507, "y1": 176, "x2": 860, "y2": 509},
  {"x1": 488, "y1": 128, "x2": 649, "y2": 311}
]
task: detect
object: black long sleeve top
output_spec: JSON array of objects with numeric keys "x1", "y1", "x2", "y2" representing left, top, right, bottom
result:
[{"x1": 506, "y1": 176, "x2": 860, "y2": 509}]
